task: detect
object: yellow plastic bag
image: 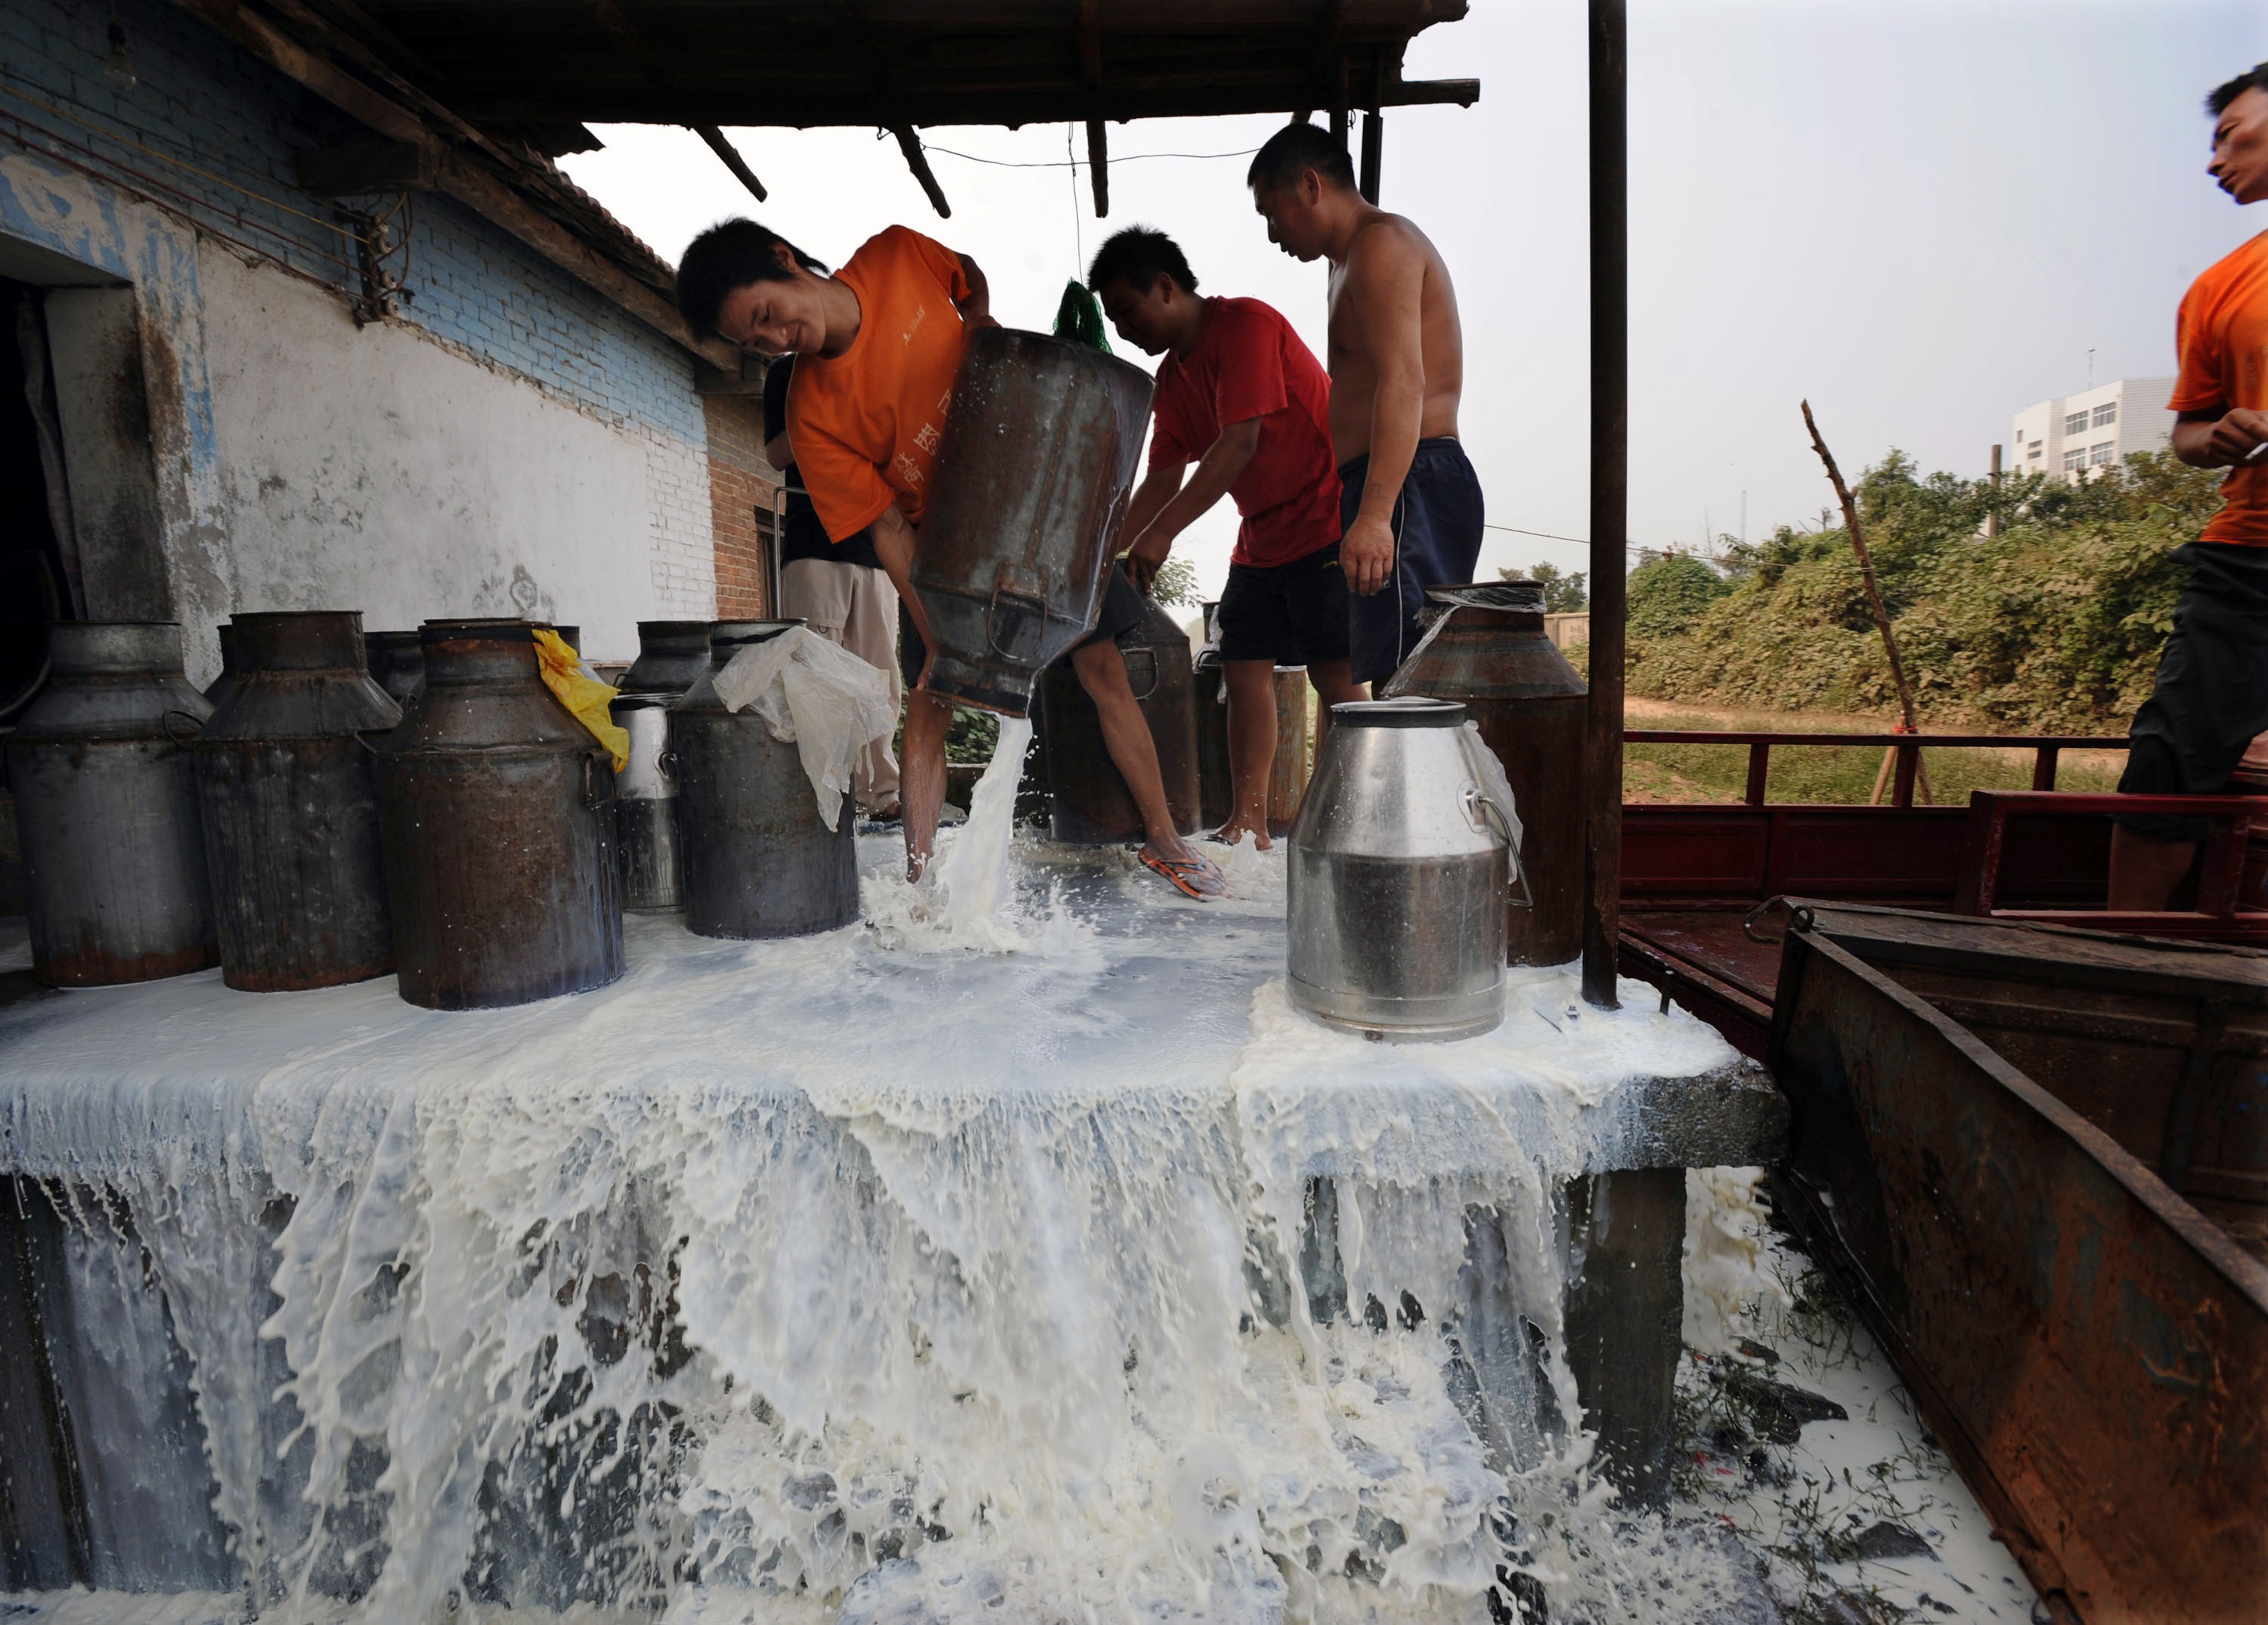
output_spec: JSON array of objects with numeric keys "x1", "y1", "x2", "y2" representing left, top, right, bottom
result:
[{"x1": 531, "y1": 627, "x2": 630, "y2": 771}]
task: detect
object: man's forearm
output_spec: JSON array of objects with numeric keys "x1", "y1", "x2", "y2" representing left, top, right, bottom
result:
[
  {"x1": 1121, "y1": 466, "x2": 1185, "y2": 544},
  {"x1": 1149, "y1": 429, "x2": 1259, "y2": 543},
  {"x1": 1355, "y1": 373, "x2": 1425, "y2": 526},
  {"x1": 869, "y1": 504, "x2": 936, "y2": 652}
]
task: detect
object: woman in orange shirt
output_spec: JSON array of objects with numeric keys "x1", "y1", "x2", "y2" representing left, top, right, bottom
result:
[{"x1": 677, "y1": 220, "x2": 1225, "y2": 897}]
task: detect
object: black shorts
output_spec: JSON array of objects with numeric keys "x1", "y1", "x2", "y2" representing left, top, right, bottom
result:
[
  {"x1": 1216, "y1": 543, "x2": 1351, "y2": 667},
  {"x1": 1338, "y1": 438, "x2": 1486, "y2": 686},
  {"x1": 898, "y1": 562, "x2": 1146, "y2": 692},
  {"x1": 2114, "y1": 541, "x2": 2268, "y2": 841}
]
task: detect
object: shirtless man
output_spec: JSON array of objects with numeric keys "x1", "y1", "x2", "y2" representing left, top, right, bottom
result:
[{"x1": 1247, "y1": 122, "x2": 1482, "y2": 686}]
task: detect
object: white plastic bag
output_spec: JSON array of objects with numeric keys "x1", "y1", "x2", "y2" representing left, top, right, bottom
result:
[
  {"x1": 712, "y1": 625, "x2": 897, "y2": 830},
  {"x1": 1458, "y1": 720, "x2": 1525, "y2": 857}
]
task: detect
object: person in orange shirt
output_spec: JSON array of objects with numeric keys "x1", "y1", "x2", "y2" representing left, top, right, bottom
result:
[
  {"x1": 676, "y1": 220, "x2": 1226, "y2": 897},
  {"x1": 2109, "y1": 64, "x2": 2268, "y2": 909}
]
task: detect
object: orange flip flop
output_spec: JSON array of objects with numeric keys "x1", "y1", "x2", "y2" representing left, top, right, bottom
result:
[{"x1": 1139, "y1": 847, "x2": 1228, "y2": 900}]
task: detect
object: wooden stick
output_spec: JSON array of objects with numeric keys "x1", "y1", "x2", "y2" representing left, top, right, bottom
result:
[
  {"x1": 1803, "y1": 399, "x2": 1932, "y2": 805},
  {"x1": 693, "y1": 125, "x2": 767, "y2": 202},
  {"x1": 893, "y1": 126, "x2": 952, "y2": 218},
  {"x1": 1086, "y1": 119, "x2": 1108, "y2": 217}
]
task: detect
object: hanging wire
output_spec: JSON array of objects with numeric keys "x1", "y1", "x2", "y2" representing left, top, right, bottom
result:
[
  {"x1": 921, "y1": 141, "x2": 1263, "y2": 169},
  {"x1": 1065, "y1": 126, "x2": 1083, "y2": 281}
]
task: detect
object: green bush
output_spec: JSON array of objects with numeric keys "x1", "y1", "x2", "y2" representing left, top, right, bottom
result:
[{"x1": 1624, "y1": 450, "x2": 2221, "y2": 730}]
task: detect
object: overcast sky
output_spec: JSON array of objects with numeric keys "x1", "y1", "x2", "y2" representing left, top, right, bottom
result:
[{"x1": 562, "y1": 0, "x2": 2268, "y2": 602}]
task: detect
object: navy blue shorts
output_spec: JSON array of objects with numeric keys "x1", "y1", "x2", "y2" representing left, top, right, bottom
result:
[
  {"x1": 1337, "y1": 438, "x2": 1486, "y2": 686},
  {"x1": 899, "y1": 562, "x2": 1145, "y2": 692},
  {"x1": 2114, "y1": 541, "x2": 2268, "y2": 841},
  {"x1": 1217, "y1": 542, "x2": 1352, "y2": 667}
]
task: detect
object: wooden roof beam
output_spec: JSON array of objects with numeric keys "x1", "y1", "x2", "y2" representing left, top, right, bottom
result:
[
  {"x1": 892, "y1": 126, "x2": 952, "y2": 218},
  {"x1": 163, "y1": 0, "x2": 736, "y2": 367},
  {"x1": 694, "y1": 125, "x2": 767, "y2": 202},
  {"x1": 1079, "y1": 0, "x2": 1107, "y2": 217}
]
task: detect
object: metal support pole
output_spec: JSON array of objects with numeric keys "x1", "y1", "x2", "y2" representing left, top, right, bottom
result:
[{"x1": 1582, "y1": 0, "x2": 1627, "y2": 1009}]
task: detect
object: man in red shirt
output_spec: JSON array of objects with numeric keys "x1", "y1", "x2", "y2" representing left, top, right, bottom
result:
[
  {"x1": 1090, "y1": 228, "x2": 1364, "y2": 847},
  {"x1": 2109, "y1": 63, "x2": 2268, "y2": 908}
]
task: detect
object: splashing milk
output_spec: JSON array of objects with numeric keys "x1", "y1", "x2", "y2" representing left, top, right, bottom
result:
[{"x1": 0, "y1": 721, "x2": 1775, "y2": 1622}]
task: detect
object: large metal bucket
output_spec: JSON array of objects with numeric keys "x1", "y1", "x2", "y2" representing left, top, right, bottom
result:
[
  {"x1": 5, "y1": 622, "x2": 216, "y2": 986},
  {"x1": 1036, "y1": 590, "x2": 1201, "y2": 843},
  {"x1": 674, "y1": 621, "x2": 860, "y2": 939},
  {"x1": 373, "y1": 618, "x2": 624, "y2": 1009},
  {"x1": 912, "y1": 327, "x2": 1153, "y2": 717},
  {"x1": 194, "y1": 610, "x2": 401, "y2": 990},
  {"x1": 1286, "y1": 698, "x2": 1518, "y2": 1042},
  {"x1": 1383, "y1": 580, "x2": 1588, "y2": 965}
]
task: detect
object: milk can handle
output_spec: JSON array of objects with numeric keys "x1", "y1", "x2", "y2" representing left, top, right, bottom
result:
[
  {"x1": 1465, "y1": 787, "x2": 1533, "y2": 909},
  {"x1": 160, "y1": 709, "x2": 203, "y2": 744}
]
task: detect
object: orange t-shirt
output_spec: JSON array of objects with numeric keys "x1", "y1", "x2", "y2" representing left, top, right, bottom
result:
[
  {"x1": 785, "y1": 226, "x2": 972, "y2": 543},
  {"x1": 2171, "y1": 229, "x2": 2268, "y2": 546}
]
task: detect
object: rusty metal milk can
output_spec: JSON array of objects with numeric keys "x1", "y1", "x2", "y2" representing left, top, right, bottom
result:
[
  {"x1": 194, "y1": 611, "x2": 400, "y2": 990},
  {"x1": 5, "y1": 622, "x2": 216, "y2": 985},
  {"x1": 913, "y1": 327, "x2": 1154, "y2": 716},
  {"x1": 674, "y1": 621, "x2": 860, "y2": 939},
  {"x1": 609, "y1": 621, "x2": 710, "y2": 912},
  {"x1": 1269, "y1": 670, "x2": 1313, "y2": 837},
  {"x1": 364, "y1": 630, "x2": 426, "y2": 704},
  {"x1": 1036, "y1": 587, "x2": 1201, "y2": 843},
  {"x1": 202, "y1": 621, "x2": 242, "y2": 710},
  {"x1": 373, "y1": 618, "x2": 624, "y2": 1008},
  {"x1": 1382, "y1": 581, "x2": 1587, "y2": 964}
]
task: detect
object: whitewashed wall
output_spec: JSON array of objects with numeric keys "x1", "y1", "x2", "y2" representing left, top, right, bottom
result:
[{"x1": 196, "y1": 247, "x2": 711, "y2": 667}]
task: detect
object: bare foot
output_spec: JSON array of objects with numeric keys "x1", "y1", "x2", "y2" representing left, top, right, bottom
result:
[{"x1": 1212, "y1": 819, "x2": 1272, "y2": 851}]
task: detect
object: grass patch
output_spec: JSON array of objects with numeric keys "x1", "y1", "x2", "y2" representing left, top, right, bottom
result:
[{"x1": 1622, "y1": 702, "x2": 2126, "y2": 806}]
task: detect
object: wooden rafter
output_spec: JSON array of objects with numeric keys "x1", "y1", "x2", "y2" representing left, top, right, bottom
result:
[
  {"x1": 694, "y1": 125, "x2": 767, "y2": 202},
  {"x1": 892, "y1": 127, "x2": 952, "y2": 219}
]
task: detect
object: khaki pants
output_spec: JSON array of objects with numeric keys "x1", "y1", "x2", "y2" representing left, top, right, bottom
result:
[{"x1": 779, "y1": 556, "x2": 903, "y2": 811}]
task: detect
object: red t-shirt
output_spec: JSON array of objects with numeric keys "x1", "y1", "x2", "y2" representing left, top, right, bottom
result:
[
  {"x1": 2171, "y1": 230, "x2": 2268, "y2": 546},
  {"x1": 1148, "y1": 298, "x2": 1340, "y2": 568}
]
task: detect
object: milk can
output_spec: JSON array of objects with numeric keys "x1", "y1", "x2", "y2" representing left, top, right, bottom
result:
[
  {"x1": 1192, "y1": 602, "x2": 1232, "y2": 829},
  {"x1": 1383, "y1": 581, "x2": 1586, "y2": 965},
  {"x1": 1286, "y1": 698, "x2": 1528, "y2": 1042},
  {"x1": 202, "y1": 621, "x2": 242, "y2": 710},
  {"x1": 5, "y1": 622, "x2": 216, "y2": 985},
  {"x1": 1036, "y1": 590, "x2": 1201, "y2": 843},
  {"x1": 913, "y1": 327, "x2": 1154, "y2": 716},
  {"x1": 364, "y1": 630, "x2": 426, "y2": 704},
  {"x1": 608, "y1": 621, "x2": 711, "y2": 912},
  {"x1": 1268, "y1": 669, "x2": 1312, "y2": 837},
  {"x1": 194, "y1": 611, "x2": 401, "y2": 990},
  {"x1": 674, "y1": 621, "x2": 859, "y2": 939},
  {"x1": 373, "y1": 618, "x2": 624, "y2": 1008}
]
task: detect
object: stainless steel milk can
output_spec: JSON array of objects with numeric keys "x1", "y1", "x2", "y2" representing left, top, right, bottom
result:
[
  {"x1": 194, "y1": 611, "x2": 401, "y2": 990},
  {"x1": 609, "y1": 621, "x2": 711, "y2": 912},
  {"x1": 912, "y1": 327, "x2": 1154, "y2": 717},
  {"x1": 373, "y1": 618, "x2": 624, "y2": 1008},
  {"x1": 5, "y1": 621, "x2": 217, "y2": 985},
  {"x1": 1286, "y1": 698, "x2": 1526, "y2": 1042},
  {"x1": 673, "y1": 621, "x2": 860, "y2": 939}
]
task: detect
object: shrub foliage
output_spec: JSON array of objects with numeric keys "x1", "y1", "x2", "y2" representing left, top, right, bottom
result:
[{"x1": 1623, "y1": 450, "x2": 2222, "y2": 731}]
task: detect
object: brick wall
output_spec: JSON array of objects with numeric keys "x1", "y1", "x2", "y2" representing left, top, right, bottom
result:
[{"x1": 704, "y1": 393, "x2": 777, "y2": 619}]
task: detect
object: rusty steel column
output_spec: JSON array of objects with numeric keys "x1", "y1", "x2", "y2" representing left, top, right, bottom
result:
[{"x1": 1582, "y1": 0, "x2": 1628, "y2": 1008}]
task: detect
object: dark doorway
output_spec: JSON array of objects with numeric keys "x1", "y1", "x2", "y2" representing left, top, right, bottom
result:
[{"x1": 0, "y1": 276, "x2": 72, "y2": 722}]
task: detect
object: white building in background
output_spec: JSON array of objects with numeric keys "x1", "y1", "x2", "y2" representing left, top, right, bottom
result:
[{"x1": 2011, "y1": 378, "x2": 2177, "y2": 482}]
